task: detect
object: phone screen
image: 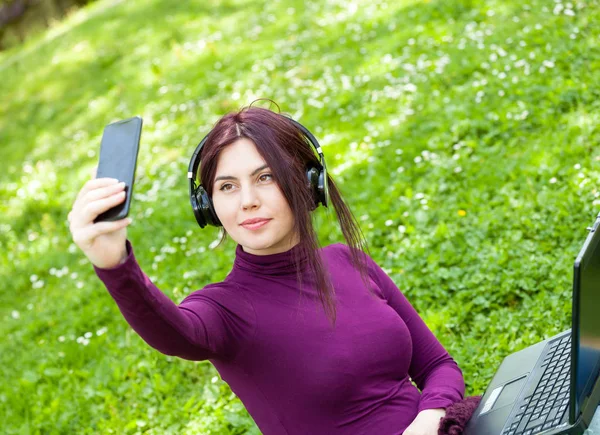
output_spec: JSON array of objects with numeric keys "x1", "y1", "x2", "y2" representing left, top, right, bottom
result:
[{"x1": 94, "y1": 117, "x2": 142, "y2": 223}]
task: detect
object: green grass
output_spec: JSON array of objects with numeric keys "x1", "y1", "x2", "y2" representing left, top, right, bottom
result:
[{"x1": 1, "y1": 0, "x2": 599, "y2": 433}]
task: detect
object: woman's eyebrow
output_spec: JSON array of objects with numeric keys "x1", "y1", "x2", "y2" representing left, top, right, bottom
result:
[{"x1": 214, "y1": 164, "x2": 270, "y2": 182}]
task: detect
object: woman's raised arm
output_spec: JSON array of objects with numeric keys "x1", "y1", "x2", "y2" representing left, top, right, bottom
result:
[
  {"x1": 93, "y1": 240, "x2": 255, "y2": 361},
  {"x1": 68, "y1": 170, "x2": 254, "y2": 362}
]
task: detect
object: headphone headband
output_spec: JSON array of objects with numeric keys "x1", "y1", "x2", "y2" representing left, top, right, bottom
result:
[{"x1": 187, "y1": 117, "x2": 325, "y2": 184}]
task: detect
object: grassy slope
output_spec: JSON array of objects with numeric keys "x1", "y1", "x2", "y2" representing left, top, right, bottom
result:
[{"x1": 0, "y1": 0, "x2": 599, "y2": 433}]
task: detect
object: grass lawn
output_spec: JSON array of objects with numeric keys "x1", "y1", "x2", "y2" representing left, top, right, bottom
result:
[{"x1": 1, "y1": 0, "x2": 599, "y2": 433}]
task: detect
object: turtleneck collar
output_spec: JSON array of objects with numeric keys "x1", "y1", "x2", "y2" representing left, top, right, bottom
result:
[{"x1": 232, "y1": 242, "x2": 309, "y2": 276}]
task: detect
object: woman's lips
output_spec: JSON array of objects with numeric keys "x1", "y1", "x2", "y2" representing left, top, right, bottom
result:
[{"x1": 241, "y1": 219, "x2": 271, "y2": 230}]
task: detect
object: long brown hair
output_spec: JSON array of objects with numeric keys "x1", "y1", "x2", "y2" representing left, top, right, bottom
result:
[{"x1": 198, "y1": 103, "x2": 373, "y2": 326}]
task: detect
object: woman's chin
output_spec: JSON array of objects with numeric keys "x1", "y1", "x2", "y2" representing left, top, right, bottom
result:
[
  {"x1": 237, "y1": 236, "x2": 272, "y2": 251},
  {"x1": 240, "y1": 238, "x2": 294, "y2": 256}
]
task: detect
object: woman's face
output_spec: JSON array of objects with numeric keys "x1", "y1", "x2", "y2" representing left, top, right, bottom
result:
[{"x1": 211, "y1": 137, "x2": 299, "y2": 255}]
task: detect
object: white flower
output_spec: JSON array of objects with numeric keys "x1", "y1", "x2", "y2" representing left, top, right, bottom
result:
[
  {"x1": 76, "y1": 337, "x2": 90, "y2": 346},
  {"x1": 11, "y1": 311, "x2": 20, "y2": 319}
]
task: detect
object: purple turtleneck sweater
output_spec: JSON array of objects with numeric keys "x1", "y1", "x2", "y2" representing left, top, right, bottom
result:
[{"x1": 93, "y1": 240, "x2": 464, "y2": 434}]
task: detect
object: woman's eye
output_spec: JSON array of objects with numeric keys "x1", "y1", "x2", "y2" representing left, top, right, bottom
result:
[{"x1": 218, "y1": 174, "x2": 271, "y2": 192}]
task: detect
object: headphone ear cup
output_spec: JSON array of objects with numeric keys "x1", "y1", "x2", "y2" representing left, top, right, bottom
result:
[
  {"x1": 199, "y1": 187, "x2": 222, "y2": 227},
  {"x1": 306, "y1": 165, "x2": 326, "y2": 209},
  {"x1": 318, "y1": 170, "x2": 328, "y2": 208},
  {"x1": 191, "y1": 186, "x2": 207, "y2": 228},
  {"x1": 192, "y1": 186, "x2": 222, "y2": 228}
]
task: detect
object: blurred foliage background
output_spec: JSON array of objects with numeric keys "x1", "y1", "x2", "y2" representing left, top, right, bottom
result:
[
  {"x1": 0, "y1": 0, "x2": 94, "y2": 50},
  {"x1": 1, "y1": 0, "x2": 599, "y2": 433}
]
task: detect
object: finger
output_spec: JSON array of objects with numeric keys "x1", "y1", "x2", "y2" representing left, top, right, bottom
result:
[
  {"x1": 83, "y1": 181, "x2": 126, "y2": 204},
  {"x1": 90, "y1": 166, "x2": 97, "y2": 179},
  {"x1": 75, "y1": 183, "x2": 127, "y2": 223},
  {"x1": 83, "y1": 190, "x2": 127, "y2": 223},
  {"x1": 89, "y1": 217, "x2": 132, "y2": 239},
  {"x1": 75, "y1": 177, "x2": 120, "y2": 203},
  {"x1": 92, "y1": 217, "x2": 132, "y2": 236},
  {"x1": 73, "y1": 217, "x2": 132, "y2": 244},
  {"x1": 73, "y1": 190, "x2": 127, "y2": 229}
]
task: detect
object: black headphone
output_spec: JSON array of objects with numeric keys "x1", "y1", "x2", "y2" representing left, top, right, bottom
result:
[{"x1": 187, "y1": 116, "x2": 329, "y2": 228}]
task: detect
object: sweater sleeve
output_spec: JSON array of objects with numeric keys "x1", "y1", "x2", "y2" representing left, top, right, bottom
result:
[
  {"x1": 92, "y1": 240, "x2": 255, "y2": 362},
  {"x1": 360, "y1": 249, "x2": 465, "y2": 412}
]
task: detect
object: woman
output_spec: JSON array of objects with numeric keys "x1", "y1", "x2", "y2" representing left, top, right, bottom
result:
[{"x1": 67, "y1": 105, "x2": 465, "y2": 434}]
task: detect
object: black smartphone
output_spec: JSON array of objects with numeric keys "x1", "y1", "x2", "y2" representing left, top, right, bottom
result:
[{"x1": 94, "y1": 116, "x2": 142, "y2": 223}]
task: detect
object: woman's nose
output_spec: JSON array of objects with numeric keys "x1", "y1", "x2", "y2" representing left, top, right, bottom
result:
[{"x1": 240, "y1": 186, "x2": 260, "y2": 210}]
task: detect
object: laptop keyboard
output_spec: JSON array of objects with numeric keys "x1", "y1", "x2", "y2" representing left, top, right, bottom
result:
[{"x1": 501, "y1": 335, "x2": 571, "y2": 435}]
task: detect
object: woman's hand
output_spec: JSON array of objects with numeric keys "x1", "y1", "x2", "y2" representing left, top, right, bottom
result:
[
  {"x1": 403, "y1": 408, "x2": 446, "y2": 435},
  {"x1": 67, "y1": 167, "x2": 133, "y2": 269}
]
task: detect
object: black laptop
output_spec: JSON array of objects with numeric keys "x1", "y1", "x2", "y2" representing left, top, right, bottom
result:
[{"x1": 464, "y1": 213, "x2": 600, "y2": 435}]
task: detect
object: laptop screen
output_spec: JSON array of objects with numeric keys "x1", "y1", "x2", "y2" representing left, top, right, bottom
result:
[{"x1": 573, "y1": 218, "x2": 600, "y2": 419}]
